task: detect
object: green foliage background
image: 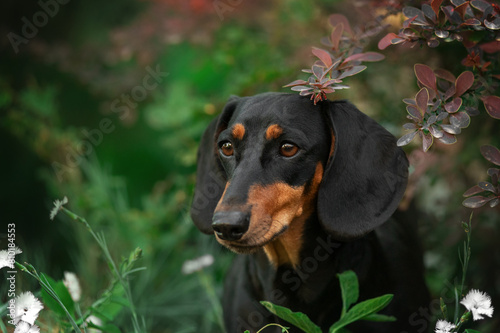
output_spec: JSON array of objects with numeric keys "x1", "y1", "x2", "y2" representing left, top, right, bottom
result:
[{"x1": 0, "y1": 0, "x2": 499, "y2": 332}]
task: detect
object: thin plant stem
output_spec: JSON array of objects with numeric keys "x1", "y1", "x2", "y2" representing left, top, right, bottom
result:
[
  {"x1": 255, "y1": 323, "x2": 290, "y2": 333},
  {"x1": 61, "y1": 207, "x2": 145, "y2": 333},
  {"x1": 16, "y1": 262, "x2": 81, "y2": 333},
  {"x1": 197, "y1": 270, "x2": 225, "y2": 331}
]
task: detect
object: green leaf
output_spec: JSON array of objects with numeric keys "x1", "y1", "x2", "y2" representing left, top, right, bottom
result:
[
  {"x1": 337, "y1": 270, "x2": 359, "y2": 317},
  {"x1": 261, "y1": 301, "x2": 322, "y2": 333},
  {"x1": 98, "y1": 323, "x2": 122, "y2": 333},
  {"x1": 40, "y1": 274, "x2": 75, "y2": 319},
  {"x1": 464, "y1": 330, "x2": 481, "y2": 333},
  {"x1": 93, "y1": 284, "x2": 127, "y2": 321},
  {"x1": 361, "y1": 313, "x2": 396, "y2": 322},
  {"x1": 329, "y1": 294, "x2": 394, "y2": 333}
]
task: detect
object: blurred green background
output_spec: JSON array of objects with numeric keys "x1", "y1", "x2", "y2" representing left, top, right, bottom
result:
[{"x1": 0, "y1": 0, "x2": 499, "y2": 332}]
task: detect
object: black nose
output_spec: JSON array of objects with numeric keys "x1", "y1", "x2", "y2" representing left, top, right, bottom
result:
[{"x1": 212, "y1": 211, "x2": 250, "y2": 241}]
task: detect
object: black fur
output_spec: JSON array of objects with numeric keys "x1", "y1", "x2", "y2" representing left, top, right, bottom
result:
[{"x1": 190, "y1": 93, "x2": 429, "y2": 332}]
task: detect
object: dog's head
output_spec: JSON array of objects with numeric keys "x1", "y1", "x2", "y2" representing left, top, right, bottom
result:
[{"x1": 190, "y1": 93, "x2": 408, "y2": 264}]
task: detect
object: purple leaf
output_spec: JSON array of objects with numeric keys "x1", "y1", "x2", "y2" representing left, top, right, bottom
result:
[
  {"x1": 402, "y1": 7, "x2": 428, "y2": 25},
  {"x1": 437, "y1": 111, "x2": 449, "y2": 121},
  {"x1": 427, "y1": 38, "x2": 440, "y2": 48},
  {"x1": 403, "y1": 123, "x2": 417, "y2": 130},
  {"x1": 463, "y1": 185, "x2": 484, "y2": 197},
  {"x1": 438, "y1": 132, "x2": 457, "y2": 145},
  {"x1": 343, "y1": 52, "x2": 385, "y2": 63},
  {"x1": 407, "y1": 105, "x2": 422, "y2": 121},
  {"x1": 484, "y1": 17, "x2": 500, "y2": 30},
  {"x1": 445, "y1": 97, "x2": 462, "y2": 113},
  {"x1": 441, "y1": 124, "x2": 461, "y2": 134},
  {"x1": 312, "y1": 47, "x2": 333, "y2": 68},
  {"x1": 415, "y1": 64, "x2": 437, "y2": 91},
  {"x1": 427, "y1": 114, "x2": 438, "y2": 125},
  {"x1": 284, "y1": 79, "x2": 308, "y2": 87},
  {"x1": 463, "y1": 195, "x2": 492, "y2": 208},
  {"x1": 290, "y1": 86, "x2": 312, "y2": 92},
  {"x1": 435, "y1": 69, "x2": 456, "y2": 82},
  {"x1": 329, "y1": 14, "x2": 352, "y2": 35},
  {"x1": 453, "y1": 2, "x2": 469, "y2": 19},
  {"x1": 478, "y1": 181, "x2": 496, "y2": 193},
  {"x1": 490, "y1": 198, "x2": 500, "y2": 208},
  {"x1": 429, "y1": 125, "x2": 444, "y2": 138},
  {"x1": 470, "y1": 0, "x2": 489, "y2": 11},
  {"x1": 480, "y1": 145, "x2": 500, "y2": 166},
  {"x1": 422, "y1": 4, "x2": 437, "y2": 21},
  {"x1": 378, "y1": 33, "x2": 403, "y2": 50},
  {"x1": 455, "y1": 71, "x2": 474, "y2": 96},
  {"x1": 403, "y1": 98, "x2": 416, "y2": 105},
  {"x1": 330, "y1": 24, "x2": 344, "y2": 50},
  {"x1": 463, "y1": 18, "x2": 481, "y2": 26},
  {"x1": 415, "y1": 88, "x2": 430, "y2": 115},
  {"x1": 487, "y1": 168, "x2": 499, "y2": 180},
  {"x1": 312, "y1": 65, "x2": 324, "y2": 79},
  {"x1": 431, "y1": 0, "x2": 444, "y2": 16},
  {"x1": 338, "y1": 65, "x2": 366, "y2": 79},
  {"x1": 450, "y1": 112, "x2": 470, "y2": 128},
  {"x1": 442, "y1": 5, "x2": 463, "y2": 24},
  {"x1": 481, "y1": 95, "x2": 500, "y2": 119},
  {"x1": 422, "y1": 132, "x2": 434, "y2": 152},
  {"x1": 397, "y1": 130, "x2": 418, "y2": 147},
  {"x1": 444, "y1": 85, "x2": 457, "y2": 101},
  {"x1": 435, "y1": 30, "x2": 450, "y2": 38}
]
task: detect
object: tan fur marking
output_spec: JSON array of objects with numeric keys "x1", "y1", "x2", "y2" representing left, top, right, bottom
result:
[
  {"x1": 213, "y1": 163, "x2": 324, "y2": 269},
  {"x1": 259, "y1": 162, "x2": 324, "y2": 267},
  {"x1": 265, "y1": 124, "x2": 283, "y2": 140},
  {"x1": 231, "y1": 123, "x2": 246, "y2": 140}
]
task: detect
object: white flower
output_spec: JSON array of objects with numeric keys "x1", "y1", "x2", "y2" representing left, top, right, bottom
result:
[
  {"x1": 460, "y1": 289, "x2": 494, "y2": 321},
  {"x1": 14, "y1": 292, "x2": 44, "y2": 325},
  {"x1": 0, "y1": 247, "x2": 22, "y2": 270},
  {"x1": 14, "y1": 321, "x2": 40, "y2": 333},
  {"x1": 63, "y1": 271, "x2": 82, "y2": 302},
  {"x1": 85, "y1": 315, "x2": 102, "y2": 333},
  {"x1": 49, "y1": 196, "x2": 68, "y2": 220},
  {"x1": 435, "y1": 319, "x2": 456, "y2": 333},
  {"x1": 181, "y1": 254, "x2": 214, "y2": 275}
]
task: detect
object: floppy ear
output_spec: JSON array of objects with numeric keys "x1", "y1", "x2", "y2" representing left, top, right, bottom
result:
[
  {"x1": 190, "y1": 98, "x2": 239, "y2": 234},
  {"x1": 317, "y1": 100, "x2": 409, "y2": 240}
]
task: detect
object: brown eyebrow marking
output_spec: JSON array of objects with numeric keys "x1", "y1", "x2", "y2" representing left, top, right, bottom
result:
[
  {"x1": 231, "y1": 123, "x2": 246, "y2": 140},
  {"x1": 265, "y1": 124, "x2": 283, "y2": 140}
]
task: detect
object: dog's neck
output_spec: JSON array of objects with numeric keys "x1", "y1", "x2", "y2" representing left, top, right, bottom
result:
[{"x1": 262, "y1": 217, "x2": 306, "y2": 268}]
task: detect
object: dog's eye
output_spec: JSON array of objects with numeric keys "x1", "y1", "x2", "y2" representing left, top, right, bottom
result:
[
  {"x1": 280, "y1": 143, "x2": 298, "y2": 157},
  {"x1": 220, "y1": 141, "x2": 234, "y2": 156}
]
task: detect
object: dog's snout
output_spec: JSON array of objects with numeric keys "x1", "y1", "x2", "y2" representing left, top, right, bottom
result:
[{"x1": 212, "y1": 211, "x2": 250, "y2": 241}]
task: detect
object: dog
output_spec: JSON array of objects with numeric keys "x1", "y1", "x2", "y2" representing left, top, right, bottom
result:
[{"x1": 190, "y1": 93, "x2": 429, "y2": 332}]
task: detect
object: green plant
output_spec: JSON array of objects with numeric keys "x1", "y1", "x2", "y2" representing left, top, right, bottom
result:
[
  {"x1": 257, "y1": 270, "x2": 395, "y2": 333},
  {"x1": 0, "y1": 197, "x2": 146, "y2": 333}
]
